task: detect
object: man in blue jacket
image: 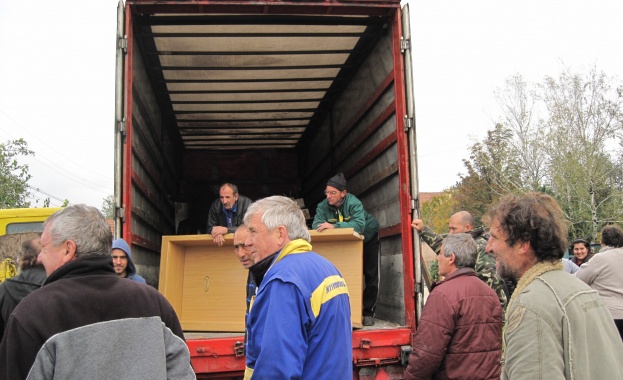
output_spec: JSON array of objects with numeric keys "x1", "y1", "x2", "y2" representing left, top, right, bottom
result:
[
  {"x1": 243, "y1": 196, "x2": 352, "y2": 379},
  {"x1": 312, "y1": 173, "x2": 380, "y2": 326}
]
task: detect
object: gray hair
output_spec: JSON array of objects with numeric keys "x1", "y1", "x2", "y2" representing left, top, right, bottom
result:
[
  {"x1": 44, "y1": 204, "x2": 112, "y2": 258},
  {"x1": 243, "y1": 196, "x2": 310, "y2": 242},
  {"x1": 221, "y1": 183, "x2": 239, "y2": 195},
  {"x1": 442, "y1": 233, "x2": 477, "y2": 268}
]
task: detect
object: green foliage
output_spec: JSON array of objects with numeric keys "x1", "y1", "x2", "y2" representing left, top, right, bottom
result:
[
  {"x1": 420, "y1": 189, "x2": 457, "y2": 233},
  {"x1": 444, "y1": 67, "x2": 623, "y2": 243},
  {"x1": 454, "y1": 123, "x2": 524, "y2": 223},
  {"x1": 429, "y1": 260, "x2": 439, "y2": 283},
  {"x1": 102, "y1": 195, "x2": 114, "y2": 219},
  {"x1": 0, "y1": 139, "x2": 34, "y2": 208},
  {"x1": 543, "y1": 68, "x2": 623, "y2": 241}
]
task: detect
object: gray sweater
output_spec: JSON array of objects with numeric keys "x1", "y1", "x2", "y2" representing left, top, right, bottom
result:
[{"x1": 576, "y1": 246, "x2": 623, "y2": 319}]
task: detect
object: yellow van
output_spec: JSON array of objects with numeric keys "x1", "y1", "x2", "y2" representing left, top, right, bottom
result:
[{"x1": 0, "y1": 207, "x2": 62, "y2": 236}]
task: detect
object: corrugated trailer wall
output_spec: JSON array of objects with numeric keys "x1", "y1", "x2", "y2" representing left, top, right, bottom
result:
[
  {"x1": 301, "y1": 23, "x2": 405, "y2": 324},
  {"x1": 128, "y1": 31, "x2": 180, "y2": 285}
]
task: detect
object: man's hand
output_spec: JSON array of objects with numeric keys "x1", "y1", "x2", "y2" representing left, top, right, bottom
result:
[
  {"x1": 411, "y1": 219, "x2": 424, "y2": 232},
  {"x1": 211, "y1": 226, "x2": 228, "y2": 247},
  {"x1": 316, "y1": 222, "x2": 335, "y2": 232},
  {"x1": 213, "y1": 234, "x2": 225, "y2": 247}
]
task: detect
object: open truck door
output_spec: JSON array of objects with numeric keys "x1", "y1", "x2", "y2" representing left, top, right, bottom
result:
[
  {"x1": 114, "y1": 1, "x2": 421, "y2": 377},
  {"x1": 401, "y1": 2, "x2": 424, "y2": 322},
  {"x1": 114, "y1": 0, "x2": 125, "y2": 239}
]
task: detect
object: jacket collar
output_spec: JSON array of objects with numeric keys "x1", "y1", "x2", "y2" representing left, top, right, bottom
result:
[
  {"x1": 509, "y1": 260, "x2": 563, "y2": 310},
  {"x1": 431, "y1": 267, "x2": 476, "y2": 290},
  {"x1": 44, "y1": 255, "x2": 115, "y2": 286},
  {"x1": 249, "y1": 239, "x2": 313, "y2": 287}
]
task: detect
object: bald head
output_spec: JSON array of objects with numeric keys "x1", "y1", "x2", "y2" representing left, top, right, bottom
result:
[{"x1": 448, "y1": 211, "x2": 475, "y2": 234}]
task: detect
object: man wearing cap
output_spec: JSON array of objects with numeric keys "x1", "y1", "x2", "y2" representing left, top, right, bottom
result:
[
  {"x1": 312, "y1": 172, "x2": 380, "y2": 326},
  {"x1": 112, "y1": 238, "x2": 146, "y2": 284},
  {"x1": 207, "y1": 183, "x2": 253, "y2": 247}
]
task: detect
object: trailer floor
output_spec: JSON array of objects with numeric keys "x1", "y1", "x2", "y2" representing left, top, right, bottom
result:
[{"x1": 184, "y1": 318, "x2": 403, "y2": 340}]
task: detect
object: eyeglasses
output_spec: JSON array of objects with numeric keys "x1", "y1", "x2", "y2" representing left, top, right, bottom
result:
[
  {"x1": 324, "y1": 190, "x2": 339, "y2": 196},
  {"x1": 234, "y1": 243, "x2": 249, "y2": 250}
]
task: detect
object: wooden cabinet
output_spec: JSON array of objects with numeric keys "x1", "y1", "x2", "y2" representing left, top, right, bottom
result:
[{"x1": 159, "y1": 228, "x2": 363, "y2": 332}]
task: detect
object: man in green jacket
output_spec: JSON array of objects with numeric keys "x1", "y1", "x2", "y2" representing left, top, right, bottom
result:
[
  {"x1": 485, "y1": 192, "x2": 623, "y2": 379},
  {"x1": 313, "y1": 173, "x2": 380, "y2": 326}
]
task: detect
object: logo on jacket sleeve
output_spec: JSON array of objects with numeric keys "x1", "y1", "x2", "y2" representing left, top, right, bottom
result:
[{"x1": 310, "y1": 275, "x2": 349, "y2": 318}]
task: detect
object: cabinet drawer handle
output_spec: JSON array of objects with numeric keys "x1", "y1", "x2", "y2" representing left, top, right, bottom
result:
[{"x1": 204, "y1": 276, "x2": 210, "y2": 292}]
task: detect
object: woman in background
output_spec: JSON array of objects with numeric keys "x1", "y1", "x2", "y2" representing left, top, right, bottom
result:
[
  {"x1": 576, "y1": 225, "x2": 623, "y2": 340},
  {"x1": 570, "y1": 238, "x2": 594, "y2": 266}
]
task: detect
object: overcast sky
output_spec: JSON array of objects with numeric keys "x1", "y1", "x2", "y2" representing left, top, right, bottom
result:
[{"x1": 0, "y1": 0, "x2": 621, "y2": 209}]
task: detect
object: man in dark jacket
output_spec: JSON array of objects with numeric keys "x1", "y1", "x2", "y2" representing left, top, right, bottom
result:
[
  {"x1": 0, "y1": 238, "x2": 47, "y2": 341},
  {"x1": 312, "y1": 173, "x2": 380, "y2": 326},
  {"x1": 405, "y1": 233, "x2": 503, "y2": 380},
  {"x1": 0, "y1": 204, "x2": 194, "y2": 380},
  {"x1": 207, "y1": 183, "x2": 252, "y2": 247}
]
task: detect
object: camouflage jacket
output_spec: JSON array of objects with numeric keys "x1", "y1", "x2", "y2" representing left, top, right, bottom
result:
[{"x1": 419, "y1": 226, "x2": 508, "y2": 311}]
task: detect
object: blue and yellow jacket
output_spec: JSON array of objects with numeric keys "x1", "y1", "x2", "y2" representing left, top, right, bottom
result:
[
  {"x1": 244, "y1": 239, "x2": 352, "y2": 379},
  {"x1": 312, "y1": 193, "x2": 379, "y2": 243}
]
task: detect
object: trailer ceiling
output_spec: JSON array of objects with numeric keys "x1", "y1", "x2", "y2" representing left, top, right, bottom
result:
[{"x1": 133, "y1": 12, "x2": 391, "y2": 150}]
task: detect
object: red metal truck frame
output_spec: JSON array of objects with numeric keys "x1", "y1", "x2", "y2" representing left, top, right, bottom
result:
[{"x1": 120, "y1": 1, "x2": 417, "y2": 378}]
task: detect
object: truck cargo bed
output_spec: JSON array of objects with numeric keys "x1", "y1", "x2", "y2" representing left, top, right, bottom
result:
[{"x1": 116, "y1": 1, "x2": 419, "y2": 377}]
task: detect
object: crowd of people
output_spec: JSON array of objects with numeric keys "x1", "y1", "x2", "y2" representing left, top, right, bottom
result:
[{"x1": 1, "y1": 179, "x2": 623, "y2": 379}]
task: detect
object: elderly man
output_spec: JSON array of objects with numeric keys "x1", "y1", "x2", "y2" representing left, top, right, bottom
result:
[
  {"x1": 485, "y1": 193, "x2": 623, "y2": 379},
  {"x1": 404, "y1": 233, "x2": 503, "y2": 379},
  {"x1": 0, "y1": 205, "x2": 194, "y2": 380},
  {"x1": 207, "y1": 183, "x2": 252, "y2": 246},
  {"x1": 313, "y1": 172, "x2": 380, "y2": 326},
  {"x1": 243, "y1": 196, "x2": 352, "y2": 379},
  {"x1": 412, "y1": 211, "x2": 508, "y2": 310}
]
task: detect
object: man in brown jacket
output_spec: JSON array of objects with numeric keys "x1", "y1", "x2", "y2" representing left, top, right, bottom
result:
[{"x1": 404, "y1": 233, "x2": 503, "y2": 380}]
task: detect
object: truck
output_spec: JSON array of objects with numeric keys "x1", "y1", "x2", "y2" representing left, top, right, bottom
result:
[
  {"x1": 114, "y1": 0, "x2": 422, "y2": 378},
  {"x1": 0, "y1": 207, "x2": 63, "y2": 281}
]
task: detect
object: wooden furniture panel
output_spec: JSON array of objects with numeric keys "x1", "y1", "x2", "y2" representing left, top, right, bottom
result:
[{"x1": 159, "y1": 228, "x2": 363, "y2": 332}]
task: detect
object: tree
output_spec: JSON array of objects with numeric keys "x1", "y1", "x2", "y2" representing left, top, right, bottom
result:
[
  {"x1": 494, "y1": 74, "x2": 548, "y2": 190},
  {"x1": 455, "y1": 68, "x2": 623, "y2": 242},
  {"x1": 542, "y1": 67, "x2": 623, "y2": 240},
  {"x1": 420, "y1": 189, "x2": 457, "y2": 233},
  {"x1": 455, "y1": 123, "x2": 524, "y2": 220},
  {"x1": 102, "y1": 195, "x2": 114, "y2": 219},
  {"x1": 0, "y1": 139, "x2": 34, "y2": 208}
]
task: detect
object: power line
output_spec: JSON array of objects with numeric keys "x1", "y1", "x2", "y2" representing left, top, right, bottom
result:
[
  {"x1": 28, "y1": 185, "x2": 65, "y2": 204},
  {"x1": 0, "y1": 108, "x2": 114, "y2": 185},
  {"x1": 27, "y1": 156, "x2": 110, "y2": 195},
  {"x1": 0, "y1": 127, "x2": 112, "y2": 195}
]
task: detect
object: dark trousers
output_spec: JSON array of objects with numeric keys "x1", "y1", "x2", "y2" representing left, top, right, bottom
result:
[{"x1": 363, "y1": 233, "x2": 380, "y2": 317}]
